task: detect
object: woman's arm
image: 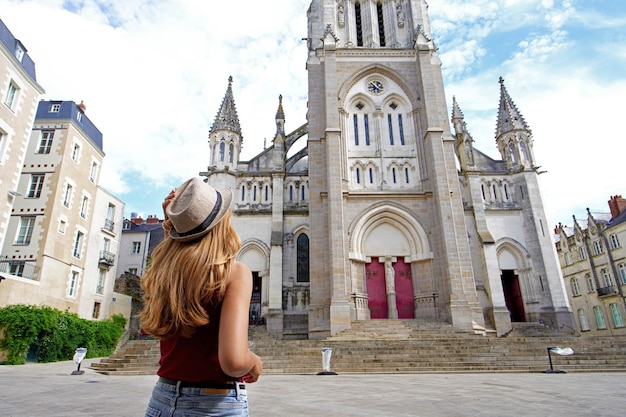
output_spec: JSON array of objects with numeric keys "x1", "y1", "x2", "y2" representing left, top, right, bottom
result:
[{"x1": 218, "y1": 261, "x2": 263, "y2": 381}]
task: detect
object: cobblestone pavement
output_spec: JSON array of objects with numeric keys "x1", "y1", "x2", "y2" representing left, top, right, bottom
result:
[{"x1": 0, "y1": 360, "x2": 624, "y2": 416}]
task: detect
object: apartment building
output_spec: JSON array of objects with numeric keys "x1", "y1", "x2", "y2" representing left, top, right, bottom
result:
[
  {"x1": 0, "y1": 100, "x2": 131, "y2": 322},
  {"x1": 555, "y1": 195, "x2": 626, "y2": 336},
  {"x1": 0, "y1": 18, "x2": 45, "y2": 250}
]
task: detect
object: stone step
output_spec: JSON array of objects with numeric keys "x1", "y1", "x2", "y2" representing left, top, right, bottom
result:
[{"x1": 89, "y1": 324, "x2": 626, "y2": 376}]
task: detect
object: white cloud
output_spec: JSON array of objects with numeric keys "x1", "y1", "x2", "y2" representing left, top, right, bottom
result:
[{"x1": 2, "y1": 0, "x2": 624, "y2": 224}]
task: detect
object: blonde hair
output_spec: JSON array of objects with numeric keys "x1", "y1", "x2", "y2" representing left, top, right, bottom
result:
[{"x1": 139, "y1": 210, "x2": 240, "y2": 338}]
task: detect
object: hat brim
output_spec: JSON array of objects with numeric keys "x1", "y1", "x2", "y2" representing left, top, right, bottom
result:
[{"x1": 168, "y1": 187, "x2": 233, "y2": 242}]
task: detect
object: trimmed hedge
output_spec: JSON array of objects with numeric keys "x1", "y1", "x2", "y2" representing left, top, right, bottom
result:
[{"x1": 0, "y1": 304, "x2": 126, "y2": 365}]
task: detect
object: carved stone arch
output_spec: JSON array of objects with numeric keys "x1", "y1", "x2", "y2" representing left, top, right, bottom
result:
[
  {"x1": 238, "y1": 238, "x2": 270, "y2": 273},
  {"x1": 496, "y1": 238, "x2": 530, "y2": 271},
  {"x1": 338, "y1": 64, "x2": 421, "y2": 107},
  {"x1": 381, "y1": 93, "x2": 411, "y2": 112},
  {"x1": 348, "y1": 202, "x2": 432, "y2": 262},
  {"x1": 348, "y1": 93, "x2": 376, "y2": 112}
]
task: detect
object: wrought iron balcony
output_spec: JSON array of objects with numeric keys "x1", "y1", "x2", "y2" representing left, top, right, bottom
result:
[
  {"x1": 597, "y1": 285, "x2": 617, "y2": 297},
  {"x1": 103, "y1": 219, "x2": 115, "y2": 233},
  {"x1": 0, "y1": 261, "x2": 39, "y2": 280},
  {"x1": 99, "y1": 250, "x2": 115, "y2": 268}
]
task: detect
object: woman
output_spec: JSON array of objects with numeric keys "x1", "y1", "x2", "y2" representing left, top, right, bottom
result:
[{"x1": 141, "y1": 177, "x2": 263, "y2": 417}]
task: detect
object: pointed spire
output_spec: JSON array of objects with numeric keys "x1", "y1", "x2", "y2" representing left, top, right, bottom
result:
[
  {"x1": 451, "y1": 96, "x2": 466, "y2": 133},
  {"x1": 495, "y1": 77, "x2": 529, "y2": 138},
  {"x1": 276, "y1": 94, "x2": 285, "y2": 121},
  {"x1": 210, "y1": 76, "x2": 241, "y2": 135}
]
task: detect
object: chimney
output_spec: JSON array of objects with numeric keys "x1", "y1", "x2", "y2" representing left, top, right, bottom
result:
[
  {"x1": 146, "y1": 215, "x2": 160, "y2": 224},
  {"x1": 77, "y1": 100, "x2": 86, "y2": 113},
  {"x1": 608, "y1": 195, "x2": 626, "y2": 218}
]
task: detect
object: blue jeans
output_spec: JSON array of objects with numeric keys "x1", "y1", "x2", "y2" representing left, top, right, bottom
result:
[{"x1": 145, "y1": 381, "x2": 249, "y2": 417}]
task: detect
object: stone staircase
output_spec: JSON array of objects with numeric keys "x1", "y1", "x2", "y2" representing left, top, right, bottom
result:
[{"x1": 90, "y1": 320, "x2": 626, "y2": 375}]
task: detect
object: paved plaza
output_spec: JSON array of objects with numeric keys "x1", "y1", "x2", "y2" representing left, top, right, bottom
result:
[{"x1": 0, "y1": 359, "x2": 624, "y2": 416}]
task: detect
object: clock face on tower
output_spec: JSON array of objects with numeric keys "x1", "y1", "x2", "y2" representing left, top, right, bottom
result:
[{"x1": 367, "y1": 80, "x2": 384, "y2": 94}]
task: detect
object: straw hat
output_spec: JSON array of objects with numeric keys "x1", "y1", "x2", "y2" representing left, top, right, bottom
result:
[{"x1": 165, "y1": 178, "x2": 233, "y2": 242}]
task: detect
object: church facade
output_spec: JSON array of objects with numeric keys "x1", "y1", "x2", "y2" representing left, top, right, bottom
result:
[{"x1": 201, "y1": 0, "x2": 573, "y2": 339}]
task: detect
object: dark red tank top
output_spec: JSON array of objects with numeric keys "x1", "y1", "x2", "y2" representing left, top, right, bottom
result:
[{"x1": 157, "y1": 299, "x2": 233, "y2": 382}]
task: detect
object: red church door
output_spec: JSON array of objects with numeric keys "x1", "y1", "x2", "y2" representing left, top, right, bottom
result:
[
  {"x1": 365, "y1": 258, "x2": 415, "y2": 319},
  {"x1": 394, "y1": 259, "x2": 415, "y2": 319},
  {"x1": 365, "y1": 259, "x2": 387, "y2": 318},
  {"x1": 501, "y1": 270, "x2": 525, "y2": 322}
]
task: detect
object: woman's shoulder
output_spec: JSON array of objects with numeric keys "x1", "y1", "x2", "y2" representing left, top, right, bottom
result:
[{"x1": 228, "y1": 261, "x2": 252, "y2": 284}]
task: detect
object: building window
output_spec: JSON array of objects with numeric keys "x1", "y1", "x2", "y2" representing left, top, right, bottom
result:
[
  {"x1": 296, "y1": 233, "x2": 310, "y2": 282},
  {"x1": 578, "y1": 308, "x2": 590, "y2": 331},
  {"x1": 579, "y1": 247, "x2": 587, "y2": 261},
  {"x1": 132, "y1": 241, "x2": 141, "y2": 254},
  {"x1": 8, "y1": 262, "x2": 25, "y2": 277},
  {"x1": 392, "y1": 167, "x2": 397, "y2": 184},
  {"x1": 364, "y1": 115, "x2": 370, "y2": 145},
  {"x1": 564, "y1": 252, "x2": 573, "y2": 266},
  {"x1": 80, "y1": 196, "x2": 89, "y2": 218},
  {"x1": 369, "y1": 167, "x2": 373, "y2": 184},
  {"x1": 50, "y1": 103, "x2": 60, "y2": 112},
  {"x1": 96, "y1": 269, "x2": 106, "y2": 295},
  {"x1": 405, "y1": 168, "x2": 410, "y2": 184},
  {"x1": 77, "y1": 112, "x2": 82, "y2": 123},
  {"x1": 265, "y1": 185, "x2": 269, "y2": 201},
  {"x1": 73, "y1": 231, "x2": 84, "y2": 258},
  {"x1": 63, "y1": 184, "x2": 73, "y2": 207},
  {"x1": 15, "y1": 44, "x2": 24, "y2": 61},
  {"x1": 219, "y1": 141, "x2": 225, "y2": 162},
  {"x1": 593, "y1": 240, "x2": 602, "y2": 255},
  {"x1": 92, "y1": 302, "x2": 101, "y2": 319},
  {"x1": 388, "y1": 114, "x2": 394, "y2": 145},
  {"x1": 353, "y1": 114, "x2": 359, "y2": 145},
  {"x1": 4, "y1": 80, "x2": 19, "y2": 110},
  {"x1": 241, "y1": 185, "x2": 245, "y2": 202},
  {"x1": 609, "y1": 234, "x2": 620, "y2": 249},
  {"x1": 58, "y1": 219, "x2": 67, "y2": 234},
  {"x1": 570, "y1": 278, "x2": 581, "y2": 296},
  {"x1": 289, "y1": 185, "x2": 294, "y2": 201},
  {"x1": 593, "y1": 306, "x2": 607, "y2": 329},
  {"x1": 37, "y1": 131, "x2": 54, "y2": 154},
  {"x1": 601, "y1": 268, "x2": 612, "y2": 287},
  {"x1": 89, "y1": 161, "x2": 98, "y2": 182},
  {"x1": 301, "y1": 185, "x2": 305, "y2": 201},
  {"x1": 68, "y1": 271, "x2": 79, "y2": 297},
  {"x1": 356, "y1": 167, "x2": 361, "y2": 184},
  {"x1": 253, "y1": 185, "x2": 257, "y2": 202},
  {"x1": 376, "y1": 2, "x2": 385, "y2": 46},
  {"x1": 27, "y1": 174, "x2": 45, "y2": 198},
  {"x1": 71, "y1": 143, "x2": 81, "y2": 162},
  {"x1": 398, "y1": 115, "x2": 405, "y2": 145},
  {"x1": 619, "y1": 263, "x2": 626, "y2": 285},
  {"x1": 105, "y1": 203, "x2": 115, "y2": 232},
  {"x1": 15, "y1": 217, "x2": 36, "y2": 245},
  {"x1": 229, "y1": 143, "x2": 234, "y2": 163},
  {"x1": 355, "y1": 2, "x2": 363, "y2": 46},
  {"x1": 586, "y1": 273, "x2": 594, "y2": 292},
  {"x1": 610, "y1": 303, "x2": 624, "y2": 328}
]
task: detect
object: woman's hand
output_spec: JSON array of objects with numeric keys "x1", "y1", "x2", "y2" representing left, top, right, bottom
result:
[
  {"x1": 240, "y1": 353, "x2": 263, "y2": 383},
  {"x1": 162, "y1": 189, "x2": 176, "y2": 219}
]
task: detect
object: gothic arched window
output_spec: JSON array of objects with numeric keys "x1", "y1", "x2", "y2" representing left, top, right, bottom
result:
[
  {"x1": 219, "y1": 141, "x2": 225, "y2": 162},
  {"x1": 296, "y1": 233, "x2": 310, "y2": 282},
  {"x1": 376, "y1": 2, "x2": 385, "y2": 46},
  {"x1": 355, "y1": 2, "x2": 363, "y2": 46}
]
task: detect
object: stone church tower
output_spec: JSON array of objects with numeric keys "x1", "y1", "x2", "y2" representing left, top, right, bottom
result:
[{"x1": 201, "y1": 0, "x2": 574, "y2": 339}]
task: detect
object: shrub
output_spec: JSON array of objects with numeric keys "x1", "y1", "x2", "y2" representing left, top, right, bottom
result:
[{"x1": 0, "y1": 305, "x2": 126, "y2": 365}]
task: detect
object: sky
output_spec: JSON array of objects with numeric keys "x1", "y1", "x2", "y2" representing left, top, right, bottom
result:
[{"x1": 1, "y1": 0, "x2": 624, "y2": 229}]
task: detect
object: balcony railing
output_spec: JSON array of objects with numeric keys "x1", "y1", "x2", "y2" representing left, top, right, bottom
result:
[
  {"x1": 103, "y1": 219, "x2": 115, "y2": 233},
  {"x1": 0, "y1": 261, "x2": 39, "y2": 280},
  {"x1": 99, "y1": 250, "x2": 116, "y2": 267},
  {"x1": 597, "y1": 285, "x2": 617, "y2": 297}
]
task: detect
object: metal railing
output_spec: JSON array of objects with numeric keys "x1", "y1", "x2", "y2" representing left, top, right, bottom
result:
[
  {"x1": 99, "y1": 250, "x2": 116, "y2": 266},
  {"x1": 597, "y1": 285, "x2": 616, "y2": 297},
  {"x1": 0, "y1": 261, "x2": 39, "y2": 280}
]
